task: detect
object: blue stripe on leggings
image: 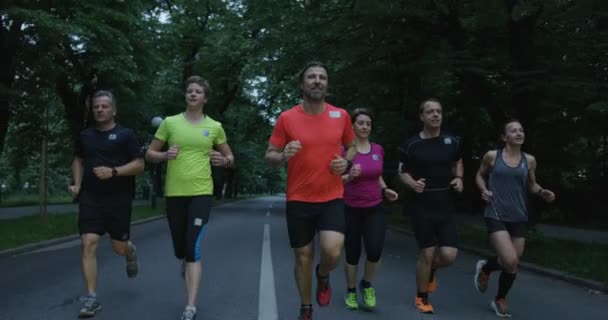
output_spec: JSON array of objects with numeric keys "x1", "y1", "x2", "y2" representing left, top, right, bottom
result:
[{"x1": 194, "y1": 224, "x2": 207, "y2": 262}]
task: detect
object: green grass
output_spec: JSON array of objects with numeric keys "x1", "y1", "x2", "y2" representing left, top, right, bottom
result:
[
  {"x1": 0, "y1": 196, "x2": 247, "y2": 251},
  {"x1": 0, "y1": 206, "x2": 164, "y2": 250},
  {"x1": 387, "y1": 206, "x2": 608, "y2": 285},
  {"x1": 0, "y1": 194, "x2": 73, "y2": 208}
]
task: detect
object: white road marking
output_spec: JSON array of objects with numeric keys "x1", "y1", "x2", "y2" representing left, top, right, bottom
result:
[{"x1": 258, "y1": 224, "x2": 278, "y2": 320}]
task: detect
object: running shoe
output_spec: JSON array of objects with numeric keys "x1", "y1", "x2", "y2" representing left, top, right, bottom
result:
[{"x1": 474, "y1": 260, "x2": 489, "y2": 293}]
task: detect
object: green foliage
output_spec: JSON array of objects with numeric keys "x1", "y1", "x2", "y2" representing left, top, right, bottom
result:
[{"x1": 1, "y1": 0, "x2": 607, "y2": 225}]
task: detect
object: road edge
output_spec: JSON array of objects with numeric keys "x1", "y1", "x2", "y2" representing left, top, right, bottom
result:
[
  {"x1": 0, "y1": 215, "x2": 166, "y2": 259},
  {"x1": 0, "y1": 197, "x2": 263, "y2": 259}
]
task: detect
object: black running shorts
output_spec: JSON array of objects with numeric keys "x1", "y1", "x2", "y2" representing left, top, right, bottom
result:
[
  {"x1": 78, "y1": 203, "x2": 133, "y2": 241},
  {"x1": 485, "y1": 218, "x2": 527, "y2": 238},
  {"x1": 285, "y1": 198, "x2": 345, "y2": 249},
  {"x1": 411, "y1": 207, "x2": 458, "y2": 249}
]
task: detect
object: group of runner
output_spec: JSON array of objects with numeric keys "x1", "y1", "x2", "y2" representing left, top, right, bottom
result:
[{"x1": 69, "y1": 62, "x2": 555, "y2": 319}]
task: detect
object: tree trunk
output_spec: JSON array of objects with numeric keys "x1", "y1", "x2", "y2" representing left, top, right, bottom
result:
[
  {"x1": 38, "y1": 130, "x2": 48, "y2": 218},
  {"x1": 435, "y1": 0, "x2": 506, "y2": 213},
  {"x1": 0, "y1": 18, "x2": 22, "y2": 155},
  {"x1": 505, "y1": 0, "x2": 543, "y2": 139},
  {"x1": 56, "y1": 71, "x2": 97, "y2": 147}
]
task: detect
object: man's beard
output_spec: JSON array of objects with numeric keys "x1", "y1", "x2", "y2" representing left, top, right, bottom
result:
[{"x1": 303, "y1": 88, "x2": 325, "y2": 101}]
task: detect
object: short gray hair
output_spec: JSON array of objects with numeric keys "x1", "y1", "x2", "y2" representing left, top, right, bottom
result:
[{"x1": 91, "y1": 90, "x2": 117, "y2": 110}]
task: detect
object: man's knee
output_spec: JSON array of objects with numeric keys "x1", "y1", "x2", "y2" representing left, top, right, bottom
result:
[
  {"x1": 438, "y1": 247, "x2": 458, "y2": 265},
  {"x1": 294, "y1": 246, "x2": 314, "y2": 266},
  {"x1": 321, "y1": 247, "x2": 341, "y2": 265},
  {"x1": 417, "y1": 247, "x2": 435, "y2": 265},
  {"x1": 320, "y1": 237, "x2": 343, "y2": 265},
  {"x1": 81, "y1": 235, "x2": 99, "y2": 256}
]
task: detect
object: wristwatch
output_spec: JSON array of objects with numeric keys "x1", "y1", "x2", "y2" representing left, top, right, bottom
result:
[
  {"x1": 111, "y1": 168, "x2": 118, "y2": 177},
  {"x1": 346, "y1": 159, "x2": 353, "y2": 171}
]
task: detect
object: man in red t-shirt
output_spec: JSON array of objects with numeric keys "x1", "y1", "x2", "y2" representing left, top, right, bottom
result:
[{"x1": 266, "y1": 62, "x2": 356, "y2": 320}]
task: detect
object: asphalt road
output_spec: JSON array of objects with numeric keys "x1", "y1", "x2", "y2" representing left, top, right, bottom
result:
[{"x1": 1, "y1": 196, "x2": 606, "y2": 319}]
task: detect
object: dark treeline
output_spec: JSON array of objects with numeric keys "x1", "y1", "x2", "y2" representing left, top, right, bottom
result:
[{"x1": 1, "y1": 1, "x2": 606, "y2": 225}]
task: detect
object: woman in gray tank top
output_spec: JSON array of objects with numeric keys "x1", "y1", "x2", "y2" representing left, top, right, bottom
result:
[{"x1": 472, "y1": 120, "x2": 556, "y2": 317}]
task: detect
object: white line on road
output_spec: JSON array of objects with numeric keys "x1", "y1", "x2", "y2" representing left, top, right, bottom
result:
[
  {"x1": 266, "y1": 211, "x2": 270, "y2": 217},
  {"x1": 19, "y1": 239, "x2": 81, "y2": 255},
  {"x1": 259, "y1": 224, "x2": 278, "y2": 320}
]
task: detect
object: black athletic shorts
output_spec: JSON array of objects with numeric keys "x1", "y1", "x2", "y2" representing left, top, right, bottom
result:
[
  {"x1": 286, "y1": 198, "x2": 345, "y2": 249},
  {"x1": 78, "y1": 203, "x2": 133, "y2": 241},
  {"x1": 166, "y1": 195, "x2": 213, "y2": 262},
  {"x1": 485, "y1": 218, "x2": 528, "y2": 238},
  {"x1": 411, "y1": 207, "x2": 458, "y2": 249}
]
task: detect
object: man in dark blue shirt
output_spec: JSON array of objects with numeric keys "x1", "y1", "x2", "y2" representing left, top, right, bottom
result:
[
  {"x1": 399, "y1": 98, "x2": 464, "y2": 314},
  {"x1": 69, "y1": 90, "x2": 144, "y2": 318}
]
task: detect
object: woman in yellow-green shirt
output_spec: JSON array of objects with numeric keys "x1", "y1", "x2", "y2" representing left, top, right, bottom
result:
[{"x1": 146, "y1": 75, "x2": 234, "y2": 320}]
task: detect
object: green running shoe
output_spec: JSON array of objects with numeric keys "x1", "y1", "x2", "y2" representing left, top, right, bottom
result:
[
  {"x1": 344, "y1": 291, "x2": 358, "y2": 310},
  {"x1": 359, "y1": 280, "x2": 376, "y2": 310}
]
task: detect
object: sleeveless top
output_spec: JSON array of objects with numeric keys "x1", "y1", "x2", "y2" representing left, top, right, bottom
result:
[{"x1": 483, "y1": 149, "x2": 529, "y2": 222}]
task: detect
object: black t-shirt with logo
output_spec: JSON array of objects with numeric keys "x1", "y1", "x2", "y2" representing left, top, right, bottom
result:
[
  {"x1": 75, "y1": 125, "x2": 142, "y2": 205},
  {"x1": 399, "y1": 132, "x2": 462, "y2": 216}
]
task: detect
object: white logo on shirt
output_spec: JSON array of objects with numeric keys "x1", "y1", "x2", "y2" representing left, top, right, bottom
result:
[
  {"x1": 329, "y1": 111, "x2": 341, "y2": 118},
  {"x1": 202, "y1": 129, "x2": 209, "y2": 137},
  {"x1": 108, "y1": 134, "x2": 117, "y2": 140},
  {"x1": 372, "y1": 154, "x2": 379, "y2": 161},
  {"x1": 443, "y1": 137, "x2": 452, "y2": 144}
]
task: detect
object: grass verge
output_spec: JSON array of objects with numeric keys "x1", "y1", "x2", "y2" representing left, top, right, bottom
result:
[
  {"x1": 0, "y1": 194, "x2": 73, "y2": 208},
  {"x1": 387, "y1": 206, "x2": 608, "y2": 285},
  {"x1": 0, "y1": 197, "x2": 245, "y2": 251}
]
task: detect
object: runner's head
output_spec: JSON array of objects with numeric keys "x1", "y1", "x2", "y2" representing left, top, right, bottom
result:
[
  {"x1": 351, "y1": 108, "x2": 373, "y2": 140},
  {"x1": 502, "y1": 119, "x2": 525, "y2": 146},
  {"x1": 419, "y1": 98, "x2": 442, "y2": 129},
  {"x1": 184, "y1": 75, "x2": 210, "y2": 109},
  {"x1": 298, "y1": 61, "x2": 328, "y2": 102},
  {"x1": 91, "y1": 90, "x2": 117, "y2": 124}
]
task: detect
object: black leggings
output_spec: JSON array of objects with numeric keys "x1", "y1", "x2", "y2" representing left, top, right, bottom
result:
[
  {"x1": 166, "y1": 195, "x2": 212, "y2": 262},
  {"x1": 344, "y1": 204, "x2": 386, "y2": 265}
]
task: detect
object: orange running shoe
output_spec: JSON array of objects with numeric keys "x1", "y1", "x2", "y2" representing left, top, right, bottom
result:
[
  {"x1": 491, "y1": 298, "x2": 511, "y2": 318},
  {"x1": 474, "y1": 260, "x2": 490, "y2": 293},
  {"x1": 415, "y1": 297, "x2": 435, "y2": 314}
]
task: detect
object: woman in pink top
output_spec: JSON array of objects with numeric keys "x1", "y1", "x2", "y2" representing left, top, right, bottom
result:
[{"x1": 342, "y1": 108, "x2": 399, "y2": 311}]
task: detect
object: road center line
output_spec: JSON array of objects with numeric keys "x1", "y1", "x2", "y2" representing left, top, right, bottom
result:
[{"x1": 258, "y1": 224, "x2": 278, "y2": 320}]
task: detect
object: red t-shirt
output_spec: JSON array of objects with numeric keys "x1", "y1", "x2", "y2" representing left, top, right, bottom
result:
[{"x1": 269, "y1": 103, "x2": 355, "y2": 202}]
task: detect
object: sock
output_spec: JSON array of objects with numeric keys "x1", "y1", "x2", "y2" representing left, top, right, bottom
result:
[
  {"x1": 429, "y1": 268, "x2": 436, "y2": 282},
  {"x1": 496, "y1": 272, "x2": 517, "y2": 300},
  {"x1": 185, "y1": 305, "x2": 196, "y2": 313},
  {"x1": 482, "y1": 256, "x2": 501, "y2": 274},
  {"x1": 347, "y1": 288, "x2": 356, "y2": 293},
  {"x1": 129, "y1": 243, "x2": 136, "y2": 254},
  {"x1": 417, "y1": 292, "x2": 428, "y2": 299},
  {"x1": 360, "y1": 280, "x2": 371, "y2": 288},
  {"x1": 316, "y1": 264, "x2": 328, "y2": 279},
  {"x1": 88, "y1": 292, "x2": 96, "y2": 298}
]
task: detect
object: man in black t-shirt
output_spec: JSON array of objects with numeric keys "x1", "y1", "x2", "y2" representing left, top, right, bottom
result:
[
  {"x1": 399, "y1": 98, "x2": 464, "y2": 314},
  {"x1": 69, "y1": 90, "x2": 145, "y2": 318}
]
